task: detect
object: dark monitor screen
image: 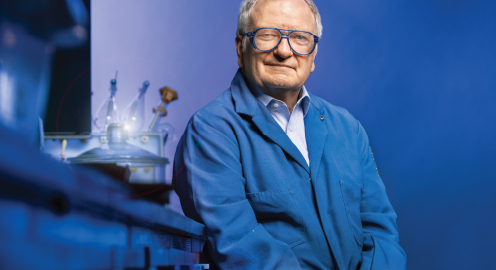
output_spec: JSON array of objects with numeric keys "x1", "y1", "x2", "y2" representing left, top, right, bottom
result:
[{"x1": 43, "y1": 0, "x2": 91, "y2": 135}]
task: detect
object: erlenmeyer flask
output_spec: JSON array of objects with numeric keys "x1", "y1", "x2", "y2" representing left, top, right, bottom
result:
[
  {"x1": 122, "y1": 80, "x2": 149, "y2": 133},
  {"x1": 93, "y1": 78, "x2": 119, "y2": 133}
]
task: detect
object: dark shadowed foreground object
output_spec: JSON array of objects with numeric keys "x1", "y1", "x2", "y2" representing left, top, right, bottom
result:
[
  {"x1": 73, "y1": 163, "x2": 174, "y2": 205},
  {"x1": 0, "y1": 130, "x2": 205, "y2": 269}
]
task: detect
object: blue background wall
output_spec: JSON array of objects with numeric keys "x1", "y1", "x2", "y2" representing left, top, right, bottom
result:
[{"x1": 92, "y1": 0, "x2": 496, "y2": 269}]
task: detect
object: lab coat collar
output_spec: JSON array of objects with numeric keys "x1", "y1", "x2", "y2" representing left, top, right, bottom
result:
[
  {"x1": 230, "y1": 69, "x2": 259, "y2": 116},
  {"x1": 231, "y1": 68, "x2": 324, "y2": 117},
  {"x1": 230, "y1": 68, "x2": 330, "y2": 175}
]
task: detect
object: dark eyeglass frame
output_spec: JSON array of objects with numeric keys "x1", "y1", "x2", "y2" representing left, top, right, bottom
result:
[{"x1": 243, "y1": 27, "x2": 320, "y2": 56}]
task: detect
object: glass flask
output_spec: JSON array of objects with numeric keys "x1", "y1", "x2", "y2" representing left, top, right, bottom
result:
[
  {"x1": 122, "y1": 80, "x2": 149, "y2": 133},
  {"x1": 93, "y1": 78, "x2": 119, "y2": 133}
]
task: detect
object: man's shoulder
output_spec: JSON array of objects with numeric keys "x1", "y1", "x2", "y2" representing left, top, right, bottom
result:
[{"x1": 310, "y1": 93, "x2": 358, "y2": 127}]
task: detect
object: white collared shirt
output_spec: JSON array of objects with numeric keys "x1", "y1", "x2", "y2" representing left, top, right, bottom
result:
[{"x1": 255, "y1": 86, "x2": 311, "y2": 166}]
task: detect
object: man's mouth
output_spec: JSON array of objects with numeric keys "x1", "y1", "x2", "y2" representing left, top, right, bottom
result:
[{"x1": 266, "y1": 64, "x2": 294, "y2": 69}]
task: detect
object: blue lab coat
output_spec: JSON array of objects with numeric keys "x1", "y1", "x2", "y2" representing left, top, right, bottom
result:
[{"x1": 173, "y1": 70, "x2": 407, "y2": 269}]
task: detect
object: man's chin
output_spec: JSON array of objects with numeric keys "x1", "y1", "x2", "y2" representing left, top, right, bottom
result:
[
  {"x1": 263, "y1": 80, "x2": 300, "y2": 91},
  {"x1": 260, "y1": 73, "x2": 297, "y2": 87}
]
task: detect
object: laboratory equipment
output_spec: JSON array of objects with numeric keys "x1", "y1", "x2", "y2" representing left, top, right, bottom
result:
[
  {"x1": 92, "y1": 74, "x2": 119, "y2": 133},
  {"x1": 148, "y1": 86, "x2": 178, "y2": 132},
  {"x1": 44, "y1": 128, "x2": 172, "y2": 204},
  {"x1": 0, "y1": 129, "x2": 206, "y2": 270},
  {"x1": 68, "y1": 123, "x2": 169, "y2": 184},
  {"x1": 122, "y1": 80, "x2": 149, "y2": 132},
  {"x1": 44, "y1": 132, "x2": 166, "y2": 164},
  {"x1": 60, "y1": 139, "x2": 67, "y2": 162},
  {"x1": 0, "y1": 0, "x2": 207, "y2": 268},
  {"x1": 155, "y1": 122, "x2": 176, "y2": 145}
]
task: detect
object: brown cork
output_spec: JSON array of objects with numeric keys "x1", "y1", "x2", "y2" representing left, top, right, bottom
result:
[{"x1": 159, "y1": 86, "x2": 178, "y2": 104}]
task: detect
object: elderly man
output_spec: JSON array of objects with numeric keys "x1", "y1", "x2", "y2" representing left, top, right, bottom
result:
[{"x1": 173, "y1": 0, "x2": 407, "y2": 269}]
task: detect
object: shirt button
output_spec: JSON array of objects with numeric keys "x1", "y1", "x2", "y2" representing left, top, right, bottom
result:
[
  {"x1": 273, "y1": 103, "x2": 279, "y2": 108},
  {"x1": 289, "y1": 126, "x2": 293, "y2": 132}
]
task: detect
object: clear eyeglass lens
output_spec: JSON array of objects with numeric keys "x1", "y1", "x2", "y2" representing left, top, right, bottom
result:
[
  {"x1": 254, "y1": 29, "x2": 281, "y2": 50},
  {"x1": 289, "y1": 32, "x2": 314, "y2": 54},
  {"x1": 254, "y1": 29, "x2": 315, "y2": 54}
]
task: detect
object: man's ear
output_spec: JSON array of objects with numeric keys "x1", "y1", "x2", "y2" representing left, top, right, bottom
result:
[
  {"x1": 235, "y1": 35, "x2": 244, "y2": 68},
  {"x1": 310, "y1": 44, "x2": 318, "y2": 73}
]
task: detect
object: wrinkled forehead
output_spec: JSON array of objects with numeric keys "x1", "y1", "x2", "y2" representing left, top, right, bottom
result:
[{"x1": 249, "y1": 0, "x2": 316, "y2": 34}]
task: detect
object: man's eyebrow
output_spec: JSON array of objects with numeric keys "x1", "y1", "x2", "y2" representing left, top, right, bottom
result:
[{"x1": 253, "y1": 26, "x2": 301, "y2": 31}]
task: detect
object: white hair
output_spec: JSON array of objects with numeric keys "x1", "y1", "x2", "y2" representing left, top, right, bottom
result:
[{"x1": 236, "y1": 0, "x2": 323, "y2": 38}]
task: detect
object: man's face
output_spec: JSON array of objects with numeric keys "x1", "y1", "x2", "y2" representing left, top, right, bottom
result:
[{"x1": 236, "y1": 0, "x2": 317, "y2": 94}]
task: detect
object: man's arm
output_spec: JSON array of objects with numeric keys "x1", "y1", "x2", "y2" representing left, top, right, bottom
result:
[
  {"x1": 173, "y1": 116, "x2": 301, "y2": 270},
  {"x1": 357, "y1": 122, "x2": 407, "y2": 269}
]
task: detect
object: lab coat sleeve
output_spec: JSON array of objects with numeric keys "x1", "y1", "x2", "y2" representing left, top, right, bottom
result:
[
  {"x1": 173, "y1": 116, "x2": 302, "y2": 270},
  {"x1": 357, "y1": 122, "x2": 407, "y2": 270}
]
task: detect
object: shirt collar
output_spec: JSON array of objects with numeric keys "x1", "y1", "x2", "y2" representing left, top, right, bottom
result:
[
  {"x1": 254, "y1": 86, "x2": 311, "y2": 117},
  {"x1": 230, "y1": 69, "x2": 324, "y2": 116}
]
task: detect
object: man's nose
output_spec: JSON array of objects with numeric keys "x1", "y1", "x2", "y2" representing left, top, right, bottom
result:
[{"x1": 273, "y1": 37, "x2": 293, "y2": 59}]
